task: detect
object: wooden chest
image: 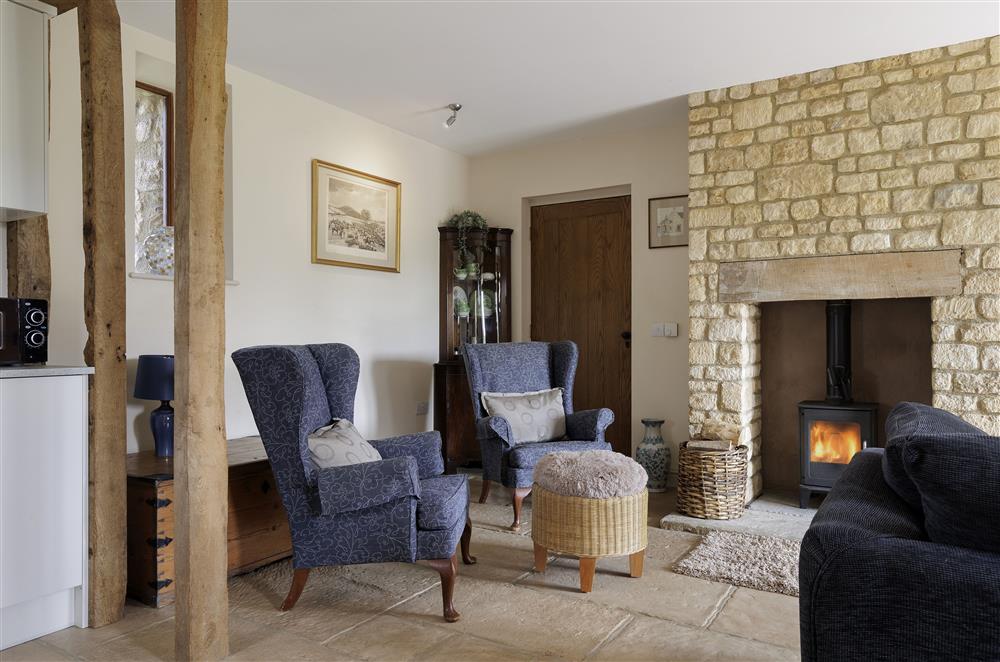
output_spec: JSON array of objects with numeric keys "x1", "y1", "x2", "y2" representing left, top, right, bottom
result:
[{"x1": 126, "y1": 436, "x2": 292, "y2": 607}]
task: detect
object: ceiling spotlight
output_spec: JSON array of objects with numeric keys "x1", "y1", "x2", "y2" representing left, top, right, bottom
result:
[{"x1": 443, "y1": 103, "x2": 462, "y2": 128}]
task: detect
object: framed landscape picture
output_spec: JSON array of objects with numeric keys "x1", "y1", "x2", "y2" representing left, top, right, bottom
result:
[
  {"x1": 648, "y1": 195, "x2": 688, "y2": 248},
  {"x1": 312, "y1": 159, "x2": 401, "y2": 272}
]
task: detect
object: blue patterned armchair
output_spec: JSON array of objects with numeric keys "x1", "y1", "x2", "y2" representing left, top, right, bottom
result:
[
  {"x1": 462, "y1": 341, "x2": 614, "y2": 529},
  {"x1": 232, "y1": 343, "x2": 475, "y2": 622}
]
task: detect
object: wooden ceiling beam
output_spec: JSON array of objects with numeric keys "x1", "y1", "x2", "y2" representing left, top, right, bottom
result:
[{"x1": 39, "y1": 0, "x2": 78, "y2": 14}]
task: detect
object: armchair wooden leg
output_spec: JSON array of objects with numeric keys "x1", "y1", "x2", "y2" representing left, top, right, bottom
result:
[
  {"x1": 460, "y1": 515, "x2": 476, "y2": 565},
  {"x1": 511, "y1": 487, "x2": 531, "y2": 532},
  {"x1": 533, "y1": 542, "x2": 547, "y2": 573},
  {"x1": 579, "y1": 557, "x2": 597, "y2": 593},
  {"x1": 478, "y1": 478, "x2": 492, "y2": 504},
  {"x1": 426, "y1": 553, "x2": 461, "y2": 623},
  {"x1": 280, "y1": 568, "x2": 310, "y2": 611},
  {"x1": 629, "y1": 550, "x2": 645, "y2": 578}
]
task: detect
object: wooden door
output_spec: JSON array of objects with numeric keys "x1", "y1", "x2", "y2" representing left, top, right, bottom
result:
[{"x1": 530, "y1": 196, "x2": 631, "y2": 454}]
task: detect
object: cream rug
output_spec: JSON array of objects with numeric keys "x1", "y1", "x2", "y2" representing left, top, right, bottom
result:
[{"x1": 673, "y1": 530, "x2": 800, "y2": 597}]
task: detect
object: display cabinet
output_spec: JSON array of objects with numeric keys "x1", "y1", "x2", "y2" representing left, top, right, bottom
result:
[{"x1": 434, "y1": 227, "x2": 512, "y2": 471}]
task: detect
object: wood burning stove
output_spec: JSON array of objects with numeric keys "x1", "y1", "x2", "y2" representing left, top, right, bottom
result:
[{"x1": 798, "y1": 300, "x2": 877, "y2": 507}]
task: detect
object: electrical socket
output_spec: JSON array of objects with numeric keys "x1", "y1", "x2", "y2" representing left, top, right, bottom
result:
[{"x1": 416, "y1": 401, "x2": 429, "y2": 416}]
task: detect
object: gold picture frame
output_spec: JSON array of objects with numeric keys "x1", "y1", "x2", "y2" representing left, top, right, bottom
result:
[{"x1": 311, "y1": 159, "x2": 401, "y2": 272}]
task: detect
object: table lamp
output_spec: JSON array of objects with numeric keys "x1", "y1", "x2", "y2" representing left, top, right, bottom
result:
[{"x1": 134, "y1": 354, "x2": 175, "y2": 457}]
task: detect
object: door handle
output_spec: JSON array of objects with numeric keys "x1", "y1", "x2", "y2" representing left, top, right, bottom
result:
[{"x1": 621, "y1": 331, "x2": 631, "y2": 348}]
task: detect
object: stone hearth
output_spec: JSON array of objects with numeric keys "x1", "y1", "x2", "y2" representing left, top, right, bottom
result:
[{"x1": 686, "y1": 36, "x2": 1000, "y2": 500}]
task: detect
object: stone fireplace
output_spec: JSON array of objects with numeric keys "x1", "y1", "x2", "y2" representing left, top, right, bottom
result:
[{"x1": 686, "y1": 36, "x2": 1000, "y2": 501}]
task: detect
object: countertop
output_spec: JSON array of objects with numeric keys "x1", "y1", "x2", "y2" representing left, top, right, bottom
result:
[{"x1": 0, "y1": 365, "x2": 94, "y2": 379}]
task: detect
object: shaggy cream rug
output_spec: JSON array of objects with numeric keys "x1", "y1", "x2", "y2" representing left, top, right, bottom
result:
[{"x1": 673, "y1": 530, "x2": 800, "y2": 597}]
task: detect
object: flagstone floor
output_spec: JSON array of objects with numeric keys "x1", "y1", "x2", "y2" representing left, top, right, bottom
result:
[{"x1": 4, "y1": 478, "x2": 800, "y2": 661}]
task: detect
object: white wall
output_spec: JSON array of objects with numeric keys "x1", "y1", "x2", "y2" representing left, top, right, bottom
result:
[
  {"x1": 48, "y1": 16, "x2": 469, "y2": 452},
  {"x1": 468, "y1": 113, "x2": 690, "y2": 473}
]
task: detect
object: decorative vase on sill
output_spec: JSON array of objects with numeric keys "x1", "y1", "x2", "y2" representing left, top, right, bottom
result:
[{"x1": 636, "y1": 418, "x2": 669, "y2": 492}]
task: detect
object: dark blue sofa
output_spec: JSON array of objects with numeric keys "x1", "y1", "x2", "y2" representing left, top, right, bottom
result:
[{"x1": 799, "y1": 402, "x2": 1000, "y2": 662}]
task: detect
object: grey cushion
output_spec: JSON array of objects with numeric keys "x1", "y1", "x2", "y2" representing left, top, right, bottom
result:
[
  {"x1": 307, "y1": 419, "x2": 382, "y2": 468},
  {"x1": 480, "y1": 388, "x2": 566, "y2": 444},
  {"x1": 882, "y1": 402, "x2": 1000, "y2": 553}
]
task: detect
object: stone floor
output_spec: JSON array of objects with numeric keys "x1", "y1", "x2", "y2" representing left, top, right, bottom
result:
[{"x1": 4, "y1": 478, "x2": 800, "y2": 661}]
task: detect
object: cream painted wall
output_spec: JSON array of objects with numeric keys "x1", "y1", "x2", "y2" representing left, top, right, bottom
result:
[
  {"x1": 468, "y1": 111, "x2": 691, "y2": 473},
  {"x1": 47, "y1": 16, "x2": 469, "y2": 452}
]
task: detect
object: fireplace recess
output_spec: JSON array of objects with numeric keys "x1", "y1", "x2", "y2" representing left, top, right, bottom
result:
[{"x1": 798, "y1": 300, "x2": 877, "y2": 507}]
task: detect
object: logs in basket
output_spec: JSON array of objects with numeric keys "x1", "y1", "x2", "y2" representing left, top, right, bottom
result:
[{"x1": 676, "y1": 441, "x2": 749, "y2": 520}]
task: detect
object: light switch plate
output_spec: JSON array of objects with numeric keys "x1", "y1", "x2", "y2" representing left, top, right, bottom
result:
[
  {"x1": 416, "y1": 401, "x2": 429, "y2": 415},
  {"x1": 664, "y1": 322, "x2": 679, "y2": 337}
]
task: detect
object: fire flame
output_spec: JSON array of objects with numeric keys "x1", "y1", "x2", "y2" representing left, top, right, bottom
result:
[{"x1": 809, "y1": 420, "x2": 862, "y2": 464}]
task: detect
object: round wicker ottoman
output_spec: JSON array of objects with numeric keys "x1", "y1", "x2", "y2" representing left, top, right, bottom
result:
[{"x1": 530, "y1": 450, "x2": 648, "y2": 593}]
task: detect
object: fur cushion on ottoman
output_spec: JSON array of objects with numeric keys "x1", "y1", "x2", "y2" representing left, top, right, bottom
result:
[{"x1": 534, "y1": 450, "x2": 648, "y2": 499}]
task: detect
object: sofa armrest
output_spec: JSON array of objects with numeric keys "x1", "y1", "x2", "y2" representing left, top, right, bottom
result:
[
  {"x1": 799, "y1": 448, "x2": 1000, "y2": 661},
  {"x1": 476, "y1": 416, "x2": 515, "y2": 447},
  {"x1": 315, "y1": 456, "x2": 420, "y2": 516},
  {"x1": 801, "y1": 531, "x2": 1000, "y2": 661},
  {"x1": 565, "y1": 408, "x2": 615, "y2": 442},
  {"x1": 370, "y1": 431, "x2": 444, "y2": 479}
]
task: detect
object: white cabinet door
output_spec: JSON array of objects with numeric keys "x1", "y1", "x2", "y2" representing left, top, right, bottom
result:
[
  {"x1": 0, "y1": 376, "x2": 87, "y2": 609},
  {"x1": 0, "y1": 0, "x2": 51, "y2": 221}
]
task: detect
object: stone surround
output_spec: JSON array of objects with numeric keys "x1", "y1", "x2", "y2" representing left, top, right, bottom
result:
[{"x1": 687, "y1": 36, "x2": 1000, "y2": 500}]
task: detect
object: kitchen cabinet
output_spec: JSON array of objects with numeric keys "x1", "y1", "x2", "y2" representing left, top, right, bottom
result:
[
  {"x1": 0, "y1": 366, "x2": 91, "y2": 649},
  {"x1": 1, "y1": 0, "x2": 54, "y2": 222}
]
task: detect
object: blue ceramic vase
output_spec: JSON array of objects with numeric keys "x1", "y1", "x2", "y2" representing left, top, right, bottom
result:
[{"x1": 636, "y1": 418, "x2": 669, "y2": 492}]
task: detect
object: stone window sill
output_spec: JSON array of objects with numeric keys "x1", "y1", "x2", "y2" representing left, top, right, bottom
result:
[{"x1": 129, "y1": 272, "x2": 240, "y2": 286}]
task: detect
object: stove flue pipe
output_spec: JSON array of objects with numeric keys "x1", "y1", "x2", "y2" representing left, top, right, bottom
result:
[{"x1": 826, "y1": 300, "x2": 853, "y2": 403}]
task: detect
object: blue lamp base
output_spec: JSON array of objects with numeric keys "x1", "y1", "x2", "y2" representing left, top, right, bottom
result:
[{"x1": 150, "y1": 401, "x2": 174, "y2": 458}]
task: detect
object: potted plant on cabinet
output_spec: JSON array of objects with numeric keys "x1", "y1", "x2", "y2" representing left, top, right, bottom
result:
[{"x1": 445, "y1": 210, "x2": 488, "y2": 270}]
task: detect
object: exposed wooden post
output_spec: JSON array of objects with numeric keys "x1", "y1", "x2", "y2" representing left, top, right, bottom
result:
[
  {"x1": 173, "y1": 1, "x2": 229, "y2": 659},
  {"x1": 76, "y1": 0, "x2": 126, "y2": 628},
  {"x1": 6, "y1": 216, "x2": 51, "y2": 299}
]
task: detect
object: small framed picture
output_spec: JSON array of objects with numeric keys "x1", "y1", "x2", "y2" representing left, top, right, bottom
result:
[
  {"x1": 648, "y1": 195, "x2": 689, "y2": 248},
  {"x1": 312, "y1": 159, "x2": 401, "y2": 272}
]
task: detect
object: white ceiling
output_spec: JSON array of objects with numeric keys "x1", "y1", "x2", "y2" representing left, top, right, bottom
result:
[{"x1": 115, "y1": 1, "x2": 999, "y2": 156}]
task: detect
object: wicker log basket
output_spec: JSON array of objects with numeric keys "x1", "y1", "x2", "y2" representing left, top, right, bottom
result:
[{"x1": 676, "y1": 441, "x2": 749, "y2": 520}]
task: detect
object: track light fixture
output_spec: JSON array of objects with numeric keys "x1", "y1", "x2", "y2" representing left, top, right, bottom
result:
[{"x1": 443, "y1": 103, "x2": 462, "y2": 128}]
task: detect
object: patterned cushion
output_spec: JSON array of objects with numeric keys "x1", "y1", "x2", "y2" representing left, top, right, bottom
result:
[
  {"x1": 481, "y1": 388, "x2": 566, "y2": 444},
  {"x1": 417, "y1": 475, "x2": 467, "y2": 531},
  {"x1": 308, "y1": 419, "x2": 381, "y2": 468},
  {"x1": 882, "y1": 402, "x2": 1000, "y2": 553}
]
